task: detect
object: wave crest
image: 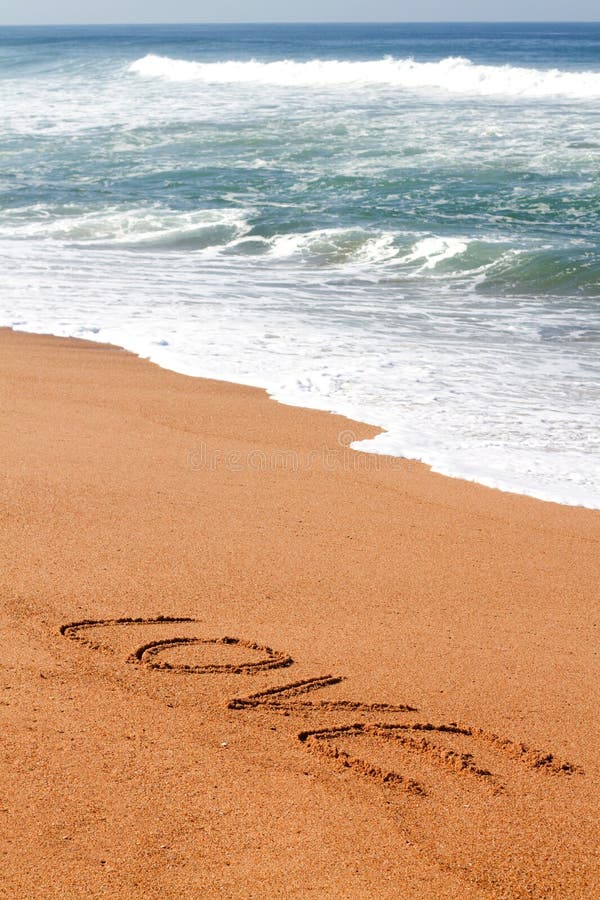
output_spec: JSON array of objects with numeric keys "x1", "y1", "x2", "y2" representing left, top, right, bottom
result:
[
  {"x1": 129, "y1": 54, "x2": 600, "y2": 99},
  {"x1": 0, "y1": 206, "x2": 250, "y2": 250}
]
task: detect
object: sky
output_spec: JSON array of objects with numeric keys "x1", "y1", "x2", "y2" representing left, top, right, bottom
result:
[{"x1": 0, "y1": 1, "x2": 598, "y2": 26}]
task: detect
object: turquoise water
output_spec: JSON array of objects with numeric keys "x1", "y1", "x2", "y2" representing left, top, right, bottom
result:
[{"x1": 1, "y1": 23, "x2": 599, "y2": 505}]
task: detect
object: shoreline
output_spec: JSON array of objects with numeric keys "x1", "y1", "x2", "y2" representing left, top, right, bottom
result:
[
  {"x1": 2, "y1": 326, "x2": 599, "y2": 897},
  {"x1": 5, "y1": 325, "x2": 599, "y2": 511}
]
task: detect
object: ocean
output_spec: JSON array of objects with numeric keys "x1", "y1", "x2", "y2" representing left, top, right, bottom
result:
[{"x1": 1, "y1": 22, "x2": 599, "y2": 506}]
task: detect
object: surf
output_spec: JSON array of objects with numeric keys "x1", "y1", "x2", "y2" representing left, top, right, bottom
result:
[{"x1": 129, "y1": 53, "x2": 600, "y2": 99}]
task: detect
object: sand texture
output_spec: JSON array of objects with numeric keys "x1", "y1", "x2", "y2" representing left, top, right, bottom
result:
[{"x1": 1, "y1": 328, "x2": 599, "y2": 898}]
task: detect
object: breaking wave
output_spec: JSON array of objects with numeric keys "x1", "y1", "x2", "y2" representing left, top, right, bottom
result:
[
  {"x1": 3, "y1": 206, "x2": 599, "y2": 296},
  {"x1": 0, "y1": 206, "x2": 251, "y2": 250},
  {"x1": 129, "y1": 54, "x2": 600, "y2": 99}
]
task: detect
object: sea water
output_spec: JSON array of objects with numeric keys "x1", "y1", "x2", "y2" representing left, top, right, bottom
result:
[{"x1": 1, "y1": 23, "x2": 599, "y2": 506}]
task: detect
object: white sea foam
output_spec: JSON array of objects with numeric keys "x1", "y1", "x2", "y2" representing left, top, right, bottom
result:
[
  {"x1": 0, "y1": 207, "x2": 251, "y2": 249},
  {"x1": 264, "y1": 228, "x2": 398, "y2": 265},
  {"x1": 396, "y1": 237, "x2": 469, "y2": 271},
  {"x1": 1, "y1": 235, "x2": 598, "y2": 509},
  {"x1": 129, "y1": 54, "x2": 600, "y2": 99}
]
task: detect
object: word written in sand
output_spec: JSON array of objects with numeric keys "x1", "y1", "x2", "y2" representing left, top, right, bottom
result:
[{"x1": 61, "y1": 617, "x2": 581, "y2": 798}]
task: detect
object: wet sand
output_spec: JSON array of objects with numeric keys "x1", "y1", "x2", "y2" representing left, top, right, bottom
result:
[{"x1": 1, "y1": 327, "x2": 599, "y2": 898}]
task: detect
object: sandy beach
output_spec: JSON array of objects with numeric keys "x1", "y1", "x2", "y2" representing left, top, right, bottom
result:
[{"x1": 1, "y1": 326, "x2": 599, "y2": 898}]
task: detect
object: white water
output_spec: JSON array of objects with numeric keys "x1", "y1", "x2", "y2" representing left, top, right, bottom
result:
[
  {"x1": 3, "y1": 232, "x2": 599, "y2": 509},
  {"x1": 130, "y1": 54, "x2": 600, "y2": 99}
]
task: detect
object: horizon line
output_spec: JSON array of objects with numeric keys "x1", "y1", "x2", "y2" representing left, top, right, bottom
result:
[{"x1": 2, "y1": 20, "x2": 600, "y2": 27}]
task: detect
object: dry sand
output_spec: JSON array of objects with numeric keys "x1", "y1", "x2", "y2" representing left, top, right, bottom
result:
[{"x1": 1, "y1": 327, "x2": 599, "y2": 898}]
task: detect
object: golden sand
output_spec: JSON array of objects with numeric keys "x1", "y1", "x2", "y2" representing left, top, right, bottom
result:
[{"x1": 1, "y1": 328, "x2": 599, "y2": 897}]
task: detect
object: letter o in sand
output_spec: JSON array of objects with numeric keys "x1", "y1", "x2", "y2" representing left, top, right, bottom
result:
[{"x1": 131, "y1": 635, "x2": 293, "y2": 674}]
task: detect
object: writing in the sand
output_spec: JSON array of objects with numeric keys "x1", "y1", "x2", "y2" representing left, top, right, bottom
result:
[{"x1": 60, "y1": 617, "x2": 580, "y2": 799}]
